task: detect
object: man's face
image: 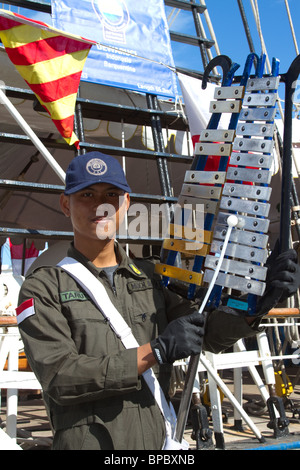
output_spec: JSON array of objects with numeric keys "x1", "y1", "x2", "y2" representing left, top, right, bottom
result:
[{"x1": 60, "y1": 182, "x2": 130, "y2": 243}]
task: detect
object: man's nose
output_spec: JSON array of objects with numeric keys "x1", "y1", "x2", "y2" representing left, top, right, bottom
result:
[{"x1": 96, "y1": 202, "x2": 116, "y2": 218}]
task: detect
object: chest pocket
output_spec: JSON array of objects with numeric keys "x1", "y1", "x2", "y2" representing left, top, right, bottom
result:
[
  {"x1": 62, "y1": 301, "x2": 120, "y2": 357},
  {"x1": 126, "y1": 278, "x2": 168, "y2": 343}
]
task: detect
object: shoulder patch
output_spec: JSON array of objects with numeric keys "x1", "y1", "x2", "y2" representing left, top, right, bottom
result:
[
  {"x1": 129, "y1": 263, "x2": 143, "y2": 276},
  {"x1": 16, "y1": 298, "x2": 35, "y2": 325}
]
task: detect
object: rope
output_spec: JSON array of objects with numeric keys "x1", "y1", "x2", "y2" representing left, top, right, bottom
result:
[
  {"x1": 199, "y1": 0, "x2": 221, "y2": 56},
  {"x1": 249, "y1": 0, "x2": 300, "y2": 179},
  {"x1": 167, "y1": 8, "x2": 181, "y2": 28},
  {"x1": 284, "y1": 0, "x2": 299, "y2": 55},
  {"x1": 249, "y1": 0, "x2": 271, "y2": 73}
]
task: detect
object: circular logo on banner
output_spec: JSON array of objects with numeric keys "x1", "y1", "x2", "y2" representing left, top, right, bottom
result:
[{"x1": 86, "y1": 159, "x2": 108, "y2": 176}]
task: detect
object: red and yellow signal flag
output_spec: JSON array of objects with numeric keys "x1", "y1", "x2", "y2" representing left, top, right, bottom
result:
[{"x1": 0, "y1": 9, "x2": 96, "y2": 148}]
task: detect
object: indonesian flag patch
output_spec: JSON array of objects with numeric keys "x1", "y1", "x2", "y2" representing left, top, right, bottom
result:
[{"x1": 16, "y1": 298, "x2": 35, "y2": 325}]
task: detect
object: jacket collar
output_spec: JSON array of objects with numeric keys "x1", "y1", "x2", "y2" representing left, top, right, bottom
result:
[{"x1": 67, "y1": 242, "x2": 147, "y2": 279}]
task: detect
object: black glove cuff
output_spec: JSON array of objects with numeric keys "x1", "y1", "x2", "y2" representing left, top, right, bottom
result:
[
  {"x1": 150, "y1": 338, "x2": 167, "y2": 365},
  {"x1": 255, "y1": 287, "x2": 283, "y2": 318}
]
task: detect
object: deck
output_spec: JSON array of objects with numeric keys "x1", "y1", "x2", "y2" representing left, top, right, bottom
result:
[{"x1": 0, "y1": 367, "x2": 299, "y2": 451}]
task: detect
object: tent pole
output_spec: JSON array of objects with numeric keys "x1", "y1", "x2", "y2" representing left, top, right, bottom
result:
[
  {"x1": 74, "y1": 86, "x2": 86, "y2": 156},
  {"x1": 0, "y1": 87, "x2": 66, "y2": 182}
]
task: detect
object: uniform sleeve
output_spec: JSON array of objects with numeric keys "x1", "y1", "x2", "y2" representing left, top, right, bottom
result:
[
  {"x1": 203, "y1": 307, "x2": 263, "y2": 354},
  {"x1": 17, "y1": 269, "x2": 141, "y2": 406}
]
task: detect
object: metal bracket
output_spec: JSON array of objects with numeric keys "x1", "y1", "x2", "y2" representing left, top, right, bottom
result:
[
  {"x1": 267, "y1": 396, "x2": 290, "y2": 439},
  {"x1": 190, "y1": 404, "x2": 214, "y2": 450}
]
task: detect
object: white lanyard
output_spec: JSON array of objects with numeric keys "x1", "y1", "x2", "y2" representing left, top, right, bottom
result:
[{"x1": 57, "y1": 257, "x2": 188, "y2": 450}]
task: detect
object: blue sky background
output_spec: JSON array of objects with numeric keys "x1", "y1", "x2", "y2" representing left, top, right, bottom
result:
[
  {"x1": 166, "y1": 0, "x2": 300, "y2": 107},
  {"x1": 168, "y1": 0, "x2": 299, "y2": 76},
  {"x1": 208, "y1": 0, "x2": 299, "y2": 74}
]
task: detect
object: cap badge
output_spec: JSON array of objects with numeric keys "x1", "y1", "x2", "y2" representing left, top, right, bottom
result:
[{"x1": 86, "y1": 158, "x2": 108, "y2": 176}]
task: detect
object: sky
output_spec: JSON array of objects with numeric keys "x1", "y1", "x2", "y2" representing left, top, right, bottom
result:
[{"x1": 168, "y1": 0, "x2": 300, "y2": 78}]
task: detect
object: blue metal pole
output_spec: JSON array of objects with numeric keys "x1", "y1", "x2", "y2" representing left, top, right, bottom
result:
[{"x1": 246, "y1": 441, "x2": 300, "y2": 450}]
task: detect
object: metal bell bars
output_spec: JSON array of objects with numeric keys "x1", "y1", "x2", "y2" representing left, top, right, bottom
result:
[
  {"x1": 154, "y1": 53, "x2": 281, "y2": 444},
  {"x1": 155, "y1": 53, "x2": 279, "y2": 316}
]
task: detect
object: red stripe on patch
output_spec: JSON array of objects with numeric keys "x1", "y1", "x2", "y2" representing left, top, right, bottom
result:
[{"x1": 16, "y1": 298, "x2": 35, "y2": 324}]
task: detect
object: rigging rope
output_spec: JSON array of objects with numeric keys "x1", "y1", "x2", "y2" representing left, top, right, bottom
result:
[
  {"x1": 199, "y1": 0, "x2": 221, "y2": 56},
  {"x1": 248, "y1": 0, "x2": 300, "y2": 177},
  {"x1": 250, "y1": 0, "x2": 271, "y2": 73},
  {"x1": 284, "y1": 0, "x2": 299, "y2": 56}
]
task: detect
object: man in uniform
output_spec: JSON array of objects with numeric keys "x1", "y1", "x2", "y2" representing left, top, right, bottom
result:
[{"x1": 17, "y1": 151, "x2": 300, "y2": 450}]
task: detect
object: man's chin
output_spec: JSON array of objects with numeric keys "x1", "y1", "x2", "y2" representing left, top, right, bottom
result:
[{"x1": 96, "y1": 228, "x2": 117, "y2": 241}]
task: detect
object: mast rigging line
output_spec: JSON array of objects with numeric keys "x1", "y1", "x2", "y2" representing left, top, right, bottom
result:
[
  {"x1": 243, "y1": 0, "x2": 300, "y2": 178},
  {"x1": 250, "y1": 0, "x2": 271, "y2": 73},
  {"x1": 284, "y1": 0, "x2": 299, "y2": 56}
]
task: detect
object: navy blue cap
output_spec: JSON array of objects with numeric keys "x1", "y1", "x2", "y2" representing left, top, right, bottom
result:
[{"x1": 64, "y1": 152, "x2": 131, "y2": 195}]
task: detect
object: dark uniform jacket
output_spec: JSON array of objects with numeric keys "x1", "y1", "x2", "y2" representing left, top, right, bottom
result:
[{"x1": 17, "y1": 242, "x2": 260, "y2": 450}]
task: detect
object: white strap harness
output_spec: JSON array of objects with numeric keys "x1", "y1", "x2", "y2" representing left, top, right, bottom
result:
[{"x1": 57, "y1": 257, "x2": 188, "y2": 450}]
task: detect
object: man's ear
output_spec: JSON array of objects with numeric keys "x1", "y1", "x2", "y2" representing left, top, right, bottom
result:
[
  {"x1": 60, "y1": 193, "x2": 70, "y2": 217},
  {"x1": 125, "y1": 192, "x2": 130, "y2": 211}
]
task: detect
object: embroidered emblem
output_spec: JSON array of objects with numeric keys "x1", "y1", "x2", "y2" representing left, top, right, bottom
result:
[
  {"x1": 86, "y1": 158, "x2": 107, "y2": 176},
  {"x1": 16, "y1": 298, "x2": 35, "y2": 324},
  {"x1": 129, "y1": 264, "x2": 142, "y2": 276}
]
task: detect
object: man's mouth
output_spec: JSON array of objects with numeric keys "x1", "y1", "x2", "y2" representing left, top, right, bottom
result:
[{"x1": 92, "y1": 215, "x2": 111, "y2": 224}]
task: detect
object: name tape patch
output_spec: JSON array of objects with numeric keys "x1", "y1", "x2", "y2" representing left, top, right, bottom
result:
[
  {"x1": 60, "y1": 291, "x2": 89, "y2": 303},
  {"x1": 127, "y1": 279, "x2": 153, "y2": 293}
]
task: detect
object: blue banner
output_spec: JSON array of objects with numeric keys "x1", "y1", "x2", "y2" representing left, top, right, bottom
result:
[{"x1": 51, "y1": 0, "x2": 178, "y2": 98}]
